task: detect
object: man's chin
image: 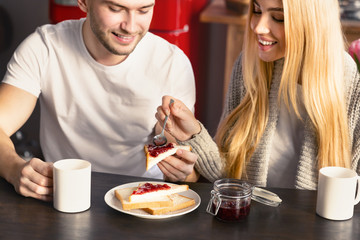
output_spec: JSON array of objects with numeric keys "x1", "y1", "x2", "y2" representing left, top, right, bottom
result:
[
  {"x1": 110, "y1": 41, "x2": 139, "y2": 55},
  {"x1": 104, "y1": 44, "x2": 134, "y2": 56},
  {"x1": 112, "y1": 49, "x2": 135, "y2": 56}
]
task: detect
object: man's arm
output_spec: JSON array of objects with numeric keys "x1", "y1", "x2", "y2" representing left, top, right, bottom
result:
[{"x1": 0, "y1": 83, "x2": 53, "y2": 201}]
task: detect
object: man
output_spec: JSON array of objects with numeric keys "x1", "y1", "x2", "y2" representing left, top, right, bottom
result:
[{"x1": 0, "y1": 0, "x2": 197, "y2": 201}]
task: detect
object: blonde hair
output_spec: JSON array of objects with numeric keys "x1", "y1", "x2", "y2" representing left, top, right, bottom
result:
[{"x1": 216, "y1": 0, "x2": 351, "y2": 179}]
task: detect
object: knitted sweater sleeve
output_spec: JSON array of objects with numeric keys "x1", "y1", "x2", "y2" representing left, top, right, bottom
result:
[
  {"x1": 177, "y1": 54, "x2": 245, "y2": 182},
  {"x1": 344, "y1": 53, "x2": 360, "y2": 174},
  {"x1": 178, "y1": 122, "x2": 224, "y2": 182}
]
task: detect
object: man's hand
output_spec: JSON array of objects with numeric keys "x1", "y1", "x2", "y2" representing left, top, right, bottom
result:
[{"x1": 11, "y1": 158, "x2": 53, "y2": 201}]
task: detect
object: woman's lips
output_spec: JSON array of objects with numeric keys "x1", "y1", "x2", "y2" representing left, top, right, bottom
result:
[{"x1": 258, "y1": 38, "x2": 277, "y2": 51}]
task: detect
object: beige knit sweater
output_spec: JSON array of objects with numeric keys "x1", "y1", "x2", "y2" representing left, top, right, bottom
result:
[{"x1": 179, "y1": 53, "x2": 360, "y2": 190}]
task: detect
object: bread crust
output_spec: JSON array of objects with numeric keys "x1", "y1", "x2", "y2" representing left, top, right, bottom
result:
[{"x1": 143, "y1": 194, "x2": 196, "y2": 215}]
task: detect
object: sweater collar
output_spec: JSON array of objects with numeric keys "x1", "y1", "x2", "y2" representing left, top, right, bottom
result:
[{"x1": 272, "y1": 58, "x2": 285, "y2": 84}]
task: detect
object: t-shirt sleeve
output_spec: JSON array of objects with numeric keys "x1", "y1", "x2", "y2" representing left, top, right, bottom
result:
[
  {"x1": 2, "y1": 27, "x2": 48, "y2": 97},
  {"x1": 168, "y1": 48, "x2": 196, "y2": 113}
]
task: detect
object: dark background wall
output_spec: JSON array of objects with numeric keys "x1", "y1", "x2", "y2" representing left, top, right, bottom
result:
[
  {"x1": 0, "y1": 0, "x2": 226, "y2": 159},
  {"x1": 0, "y1": 0, "x2": 50, "y2": 159}
]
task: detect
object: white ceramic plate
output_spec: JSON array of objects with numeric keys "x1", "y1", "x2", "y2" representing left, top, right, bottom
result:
[{"x1": 104, "y1": 181, "x2": 201, "y2": 219}]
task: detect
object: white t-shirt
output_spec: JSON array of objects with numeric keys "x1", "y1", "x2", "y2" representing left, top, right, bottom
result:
[
  {"x1": 3, "y1": 19, "x2": 196, "y2": 179},
  {"x1": 267, "y1": 85, "x2": 307, "y2": 188}
]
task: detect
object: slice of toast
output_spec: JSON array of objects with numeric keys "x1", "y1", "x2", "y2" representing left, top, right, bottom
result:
[
  {"x1": 129, "y1": 183, "x2": 189, "y2": 202},
  {"x1": 144, "y1": 143, "x2": 192, "y2": 170},
  {"x1": 114, "y1": 187, "x2": 173, "y2": 210},
  {"x1": 143, "y1": 194, "x2": 196, "y2": 215}
]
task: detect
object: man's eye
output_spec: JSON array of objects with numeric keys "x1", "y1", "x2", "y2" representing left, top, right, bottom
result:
[
  {"x1": 109, "y1": 6, "x2": 122, "y2": 12},
  {"x1": 139, "y1": 8, "x2": 151, "y2": 14}
]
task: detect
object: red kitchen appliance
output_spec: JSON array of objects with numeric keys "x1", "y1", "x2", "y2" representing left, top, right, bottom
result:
[
  {"x1": 49, "y1": 0, "x2": 210, "y2": 119},
  {"x1": 150, "y1": 0, "x2": 192, "y2": 57},
  {"x1": 150, "y1": 0, "x2": 210, "y2": 119},
  {"x1": 49, "y1": 0, "x2": 85, "y2": 24}
]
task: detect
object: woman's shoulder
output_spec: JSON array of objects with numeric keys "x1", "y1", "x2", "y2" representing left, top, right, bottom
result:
[
  {"x1": 344, "y1": 51, "x2": 357, "y2": 71},
  {"x1": 231, "y1": 52, "x2": 244, "y2": 82},
  {"x1": 234, "y1": 52, "x2": 243, "y2": 71},
  {"x1": 222, "y1": 52, "x2": 245, "y2": 117},
  {"x1": 343, "y1": 51, "x2": 359, "y2": 91}
]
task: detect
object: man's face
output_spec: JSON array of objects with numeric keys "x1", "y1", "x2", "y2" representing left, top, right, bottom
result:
[{"x1": 87, "y1": 0, "x2": 155, "y2": 57}]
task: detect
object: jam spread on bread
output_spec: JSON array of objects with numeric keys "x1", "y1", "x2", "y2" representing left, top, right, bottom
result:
[
  {"x1": 147, "y1": 143, "x2": 175, "y2": 157},
  {"x1": 132, "y1": 183, "x2": 171, "y2": 195}
]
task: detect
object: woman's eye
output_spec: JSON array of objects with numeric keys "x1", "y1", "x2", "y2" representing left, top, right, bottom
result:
[
  {"x1": 253, "y1": 7, "x2": 261, "y2": 14},
  {"x1": 272, "y1": 15, "x2": 284, "y2": 23},
  {"x1": 273, "y1": 18, "x2": 284, "y2": 23}
]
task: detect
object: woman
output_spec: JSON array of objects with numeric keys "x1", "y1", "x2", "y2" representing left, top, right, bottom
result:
[{"x1": 156, "y1": 0, "x2": 360, "y2": 189}]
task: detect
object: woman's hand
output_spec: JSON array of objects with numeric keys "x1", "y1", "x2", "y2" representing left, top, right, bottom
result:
[
  {"x1": 155, "y1": 96, "x2": 202, "y2": 182},
  {"x1": 155, "y1": 96, "x2": 201, "y2": 142},
  {"x1": 158, "y1": 148, "x2": 198, "y2": 182}
]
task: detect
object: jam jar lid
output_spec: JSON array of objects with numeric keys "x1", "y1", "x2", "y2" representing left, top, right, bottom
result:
[{"x1": 213, "y1": 178, "x2": 253, "y2": 199}]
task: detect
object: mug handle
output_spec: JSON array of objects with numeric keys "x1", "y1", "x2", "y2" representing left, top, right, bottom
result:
[{"x1": 355, "y1": 176, "x2": 360, "y2": 205}]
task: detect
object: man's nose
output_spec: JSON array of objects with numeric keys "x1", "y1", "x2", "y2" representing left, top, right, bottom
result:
[{"x1": 121, "y1": 13, "x2": 136, "y2": 33}]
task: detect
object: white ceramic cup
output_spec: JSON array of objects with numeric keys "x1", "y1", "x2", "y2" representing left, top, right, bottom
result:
[
  {"x1": 316, "y1": 166, "x2": 360, "y2": 220},
  {"x1": 53, "y1": 159, "x2": 91, "y2": 213}
]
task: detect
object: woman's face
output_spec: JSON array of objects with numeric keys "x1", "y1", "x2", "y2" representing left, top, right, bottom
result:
[{"x1": 250, "y1": 0, "x2": 285, "y2": 62}]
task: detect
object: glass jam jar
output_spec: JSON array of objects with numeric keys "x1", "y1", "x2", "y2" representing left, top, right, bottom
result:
[{"x1": 206, "y1": 179, "x2": 253, "y2": 222}]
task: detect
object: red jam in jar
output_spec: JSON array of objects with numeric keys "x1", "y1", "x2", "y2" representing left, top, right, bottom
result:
[
  {"x1": 132, "y1": 183, "x2": 171, "y2": 195},
  {"x1": 212, "y1": 198, "x2": 251, "y2": 221},
  {"x1": 206, "y1": 179, "x2": 253, "y2": 222},
  {"x1": 148, "y1": 143, "x2": 174, "y2": 157}
]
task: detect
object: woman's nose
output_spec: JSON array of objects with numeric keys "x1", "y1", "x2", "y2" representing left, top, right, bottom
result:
[{"x1": 253, "y1": 16, "x2": 270, "y2": 35}]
